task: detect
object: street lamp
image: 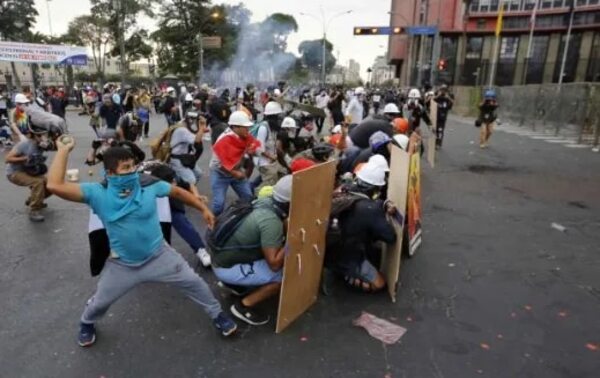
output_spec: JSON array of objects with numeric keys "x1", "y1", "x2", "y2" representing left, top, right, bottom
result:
[
  {"x1": 300, "y1": 9, "x2": 353, "y2": 86},
  {"x1": 46, "y1": 0, "x2": 53, "y2": 37},
  {"x1": 388, "y1": 11, "x2": 414, "y2": 86},
  {"x1": 197, "y1": 11, "x2": 220, "y2": 86}
]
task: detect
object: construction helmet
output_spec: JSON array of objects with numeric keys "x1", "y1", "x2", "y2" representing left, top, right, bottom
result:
[
  {"x1": 356, "y1": 161, "x2": 386, "y2": 186},
  {"x1": 392, "y1": 134, "x2": 410, "y2": 151},
  {"x1": 392, "y1": 117, "x2": 409, "y2": 134},
  {"x1": 354, "y1": 87, "x2": 365, "y2": 96},
  {"x1": 15, "y1": 93, "x2": 30, "y2": 104},
  {"x1": 408, "y1": 88, "x2": 421, "y2": 99},
  {"x1": 281, "y1": 117, "x2": 297, "y2": 129},
  {"x1": 369, "y1": 131, "x2": 392, "y2": 151},
  {"x1": 484, "y1": 89, "x2": 496, "y2": 100},
  {"x1": 383, "y1": 103, "x2": 400, "y2": 114},
  {"x1": 264, "y1": 101, "x2": 283, "y2": 115},
  {"x1": 273, "y1": 175, "x2": 293, "y2": 203},
  {"x1": 367, "y1": 154, "x2": 390, "y2": 172},
  {"x1": 228, "y1": 110, "x2": 253, "y2": 127}
]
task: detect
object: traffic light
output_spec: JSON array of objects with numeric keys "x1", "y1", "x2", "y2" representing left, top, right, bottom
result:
[
  {"x1": 353, "y1": 27, "x2": 403, "y2": 36},
  {"x1": 437, "y1": 59, "x2": 447, "y2": 71}
]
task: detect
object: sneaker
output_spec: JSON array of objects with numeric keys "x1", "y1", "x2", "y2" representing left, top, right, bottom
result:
[
  {"x1": 25, "y1": 199, "x2": 47, "y2": 208},
  {"x1": 217, "y1": 281, "x2": 251, "y2": 297},
  {"x1": 213, "y1": 312, "x2": 237, "y2": 337},
  {"x1": 78, "y1": 323, "x2": 96, "y2": 347},
  {"x1": 196, "y1": 248, "x2": 211, "y2": 267},
  {"x1": 29, "y1": 211, "x2": 45, "y2": 222},
  {"x1": 230, "y1": 301, "x2": 270, "y2": 326}
]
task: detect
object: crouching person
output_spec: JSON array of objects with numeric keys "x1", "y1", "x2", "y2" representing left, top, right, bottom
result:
[
  {"x1": 209, "y1": 175, "x2": 292, "y2": 326},
  {"x1": 325, "y1": 160, "x2": 397, "y2": 292},
  {"x1": 46, "y1": 137, "x2": 237, "y2": 347}
]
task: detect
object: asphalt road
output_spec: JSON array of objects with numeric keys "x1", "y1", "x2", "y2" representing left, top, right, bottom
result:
[{"x1": 1, "y1": 112, "x2": 599, "y2": 377}]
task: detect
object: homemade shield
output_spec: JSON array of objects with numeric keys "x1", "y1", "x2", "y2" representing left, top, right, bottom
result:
[
  {"x1": 427, "y1": 101, "x2": 437, "y2": 168},
  {"x1": 381, "y1": 146, "x2": 411, "y2": 302},
  {"x1": 276, "y1": 161, "x2": 336, "y2": 333}
]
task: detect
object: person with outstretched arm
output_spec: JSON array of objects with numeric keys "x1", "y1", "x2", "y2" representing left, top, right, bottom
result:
[{"x1": 46, "y1": 136, "x2": 237, "y2": 347}]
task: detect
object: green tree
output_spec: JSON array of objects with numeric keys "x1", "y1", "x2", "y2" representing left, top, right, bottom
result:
[
  {"x1": 65, "y1": 15, "x2": 113, "y2": 80},
  {"x1": 0, "y1": 0, "x2": 39, "y2": 89},
  {"x1": 298, "y1": 39, "x2": 336, "y2": 74},
  {"x1": 152, "y1": 0, "x2": 241, "y2": 79},
  {"x1": 260, "y1": 13, "x2": 298, "y2": 53}
]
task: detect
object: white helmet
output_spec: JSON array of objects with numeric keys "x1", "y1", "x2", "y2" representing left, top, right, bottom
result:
[
  {"x1": 367, "y1": 154, "x2": 390, "y2": 172},
  {"x1": 354, "y1": 87, "x2": 365, "y2": 96},
  {"x1": 281, "y1": 116, "x2": 297, "y2": 129},
  {"x1": 331, "y1": 124, "x2": 342, "y2": 134},
  {"x1": 408, "y1": 88, "x2": 421, "y2": 99},
  {"x1": 356, "y1": 161, "x2": 386, "y2": 186},
  {"x1": 392, "y1": 134, "x2": 410, "y2": 151},
  {"x1": 383, "y1": 103, "x2": 400, "y2": 114},
  {"x1": 264, "y1": 101, "x2": 283, "y2": 115},
  {"x1": 273, "y1": 88, "x2": 282, "y2": 96},
  {"x1": 166, "y1": 86, "x2": 175, "y2": 93},
  {"x1": 15, "y1": 93, "x2": 30, "y2": 104},
  {"x1": 185, "y1": 93, "x2": 193, "y2": 102},
  {"x1": 228, "y1": 110, "x2": 253, "y2": 127}
]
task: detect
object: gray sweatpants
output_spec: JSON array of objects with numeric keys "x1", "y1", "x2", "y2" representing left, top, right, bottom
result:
[{"x1": 81, "y1": 243, "x2": 222, "y2": 324}]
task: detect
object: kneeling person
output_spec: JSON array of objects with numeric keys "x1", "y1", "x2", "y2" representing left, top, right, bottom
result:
[{"x1": 210, "y1": 175, "x2": 292, "y2": 326}]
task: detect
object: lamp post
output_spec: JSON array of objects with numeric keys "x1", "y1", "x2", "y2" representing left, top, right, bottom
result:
[
  {"x1": 113, "y1": 0, "x2": 126, "y2": 86},
  {"x1": 46, "y1": 0, "x2": 53, "y2": 37},
  {"x1": 197, "y1": 11, "x2": 220, "y2": 87},
  {"x1": 300, "y1": 9, "x2": 353, "y2": 85}
]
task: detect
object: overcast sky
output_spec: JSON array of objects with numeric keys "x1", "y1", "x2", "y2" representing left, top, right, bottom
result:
[{"x1": 34, "y1": 0, "x2": 392, "y2": 79}]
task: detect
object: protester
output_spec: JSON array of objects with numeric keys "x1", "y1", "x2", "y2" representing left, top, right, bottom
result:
[
  {"x1": 8, "y1": 93, "x2": 30, "y2": 141},
  {"x1": 209, "y1": 111, "x2": 260, "y2": 215},
  {"x1": 345, "y1": 87, "x2": 365, "y2": 124},
  {"x1": 477, "y1": 89, "x2": 498, "y2": 149},
  {"x1": 433, "y1": 85, "x2": 454, "y2": 149},
  {"x1": 210, "y1": 175, "x2": 291, "y2": 325},
  {"x1": 99, "y1": 94, "x2": 123, "y2": 130},
  {"x1": 252, "y1": 101, "x2": 284, "y2": 191},
  {"x1": 46, "y1": 139, "x2": 238, "y2": 347},
  {"x1": 315, "y1": 89, "x2": 330, "y2": 134},
  {"x1": 169, "y1": 111, "x2": 206, "y2": 198},
  {"x1": 5, "y1": 123, "x2": 54, "y2": 222}
]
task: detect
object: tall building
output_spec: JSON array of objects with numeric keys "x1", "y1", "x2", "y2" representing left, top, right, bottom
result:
[
  {"x1": 388, "y1": 0, "x2": 600, "y2": 86},
  {"x1": 371, "y1": 55, "x2": 395, "y2": 85},
  {"x1": 347, "y1": 59, "x2": 361, "y2": 82}
]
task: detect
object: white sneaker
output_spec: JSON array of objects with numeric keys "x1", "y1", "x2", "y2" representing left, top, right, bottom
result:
[{"x1": 196, "y1": 248, "x2": 211, "y2": 267}]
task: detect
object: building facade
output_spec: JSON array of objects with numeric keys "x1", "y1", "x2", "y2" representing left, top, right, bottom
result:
[
  {"x1": 388, "y1": 0, "x2": 600, "y2": 86},
  {"x1": 371, "y1": 55, "x2": 396, "y2": 85}
]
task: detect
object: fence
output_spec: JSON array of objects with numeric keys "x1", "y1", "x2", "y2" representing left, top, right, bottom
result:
[{"x1": 453, "y1": 82, "x2": 600, "y2": 146}]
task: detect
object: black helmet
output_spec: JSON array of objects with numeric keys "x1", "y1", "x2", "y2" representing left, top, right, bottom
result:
[
  {"x1": 311, "y1": 143, "x2": 334, "y2": 162},
  {"x1": 28, "y1": 122, "x2": 47, "y2": 135}
]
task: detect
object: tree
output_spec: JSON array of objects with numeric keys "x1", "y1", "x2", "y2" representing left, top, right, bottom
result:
[
  {"x1": 152, "y1": 0, "x2": 241, "y2": 79},
  {"x1": 298, "y1": 39, "x2": 336, "y2": 74},
  {"x1": 0, "y1": 0, "x2": 39, "y2": 89},
  {"x1": 91, "y1": 0, "x2": 157, "y2": 75},
  {"x1": 260, "y1": 13, "x2": 298, "y2": 53},
  {"x1": 65, "y1": 15, "x2": 113, "y2": 81}
]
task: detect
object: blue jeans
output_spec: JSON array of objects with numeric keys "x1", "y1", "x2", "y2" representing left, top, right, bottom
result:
[
  {"x1": 213, "y1": 259, "x2": 282, "y2": 287},
  {"x1": 171, "y1": 210, "x2": 205, "y2": 251},
  {"x1": 210, "y1": 168, "x2": 253, "y2": 215}
]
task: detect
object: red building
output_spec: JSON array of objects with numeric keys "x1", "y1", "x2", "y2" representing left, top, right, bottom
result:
[{"x1": 388, "y1": 0, "x2": 600, "y2": 86}]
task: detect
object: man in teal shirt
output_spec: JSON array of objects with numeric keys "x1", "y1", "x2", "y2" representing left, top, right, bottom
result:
[{"x1": 47, "y1": 137, "x2": 237, "y2": 347}]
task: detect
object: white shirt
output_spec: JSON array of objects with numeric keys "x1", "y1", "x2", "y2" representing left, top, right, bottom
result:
[
  {"x1": 316, "y1": 94, "x2": 330, "y2": 109},
  {"x1": 345, "y1": 96, "x2": 364, "y2": 124}
]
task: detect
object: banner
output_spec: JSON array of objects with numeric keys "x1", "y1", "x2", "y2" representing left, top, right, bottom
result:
[
  {"x1": 407, "y1": 151, "x2": 422, "y2": 256},
  {"x1": 0, "y1": 41, "x2": 87, "y2": 65}
]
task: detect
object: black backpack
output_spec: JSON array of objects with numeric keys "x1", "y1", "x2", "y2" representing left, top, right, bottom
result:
[
  {"x1": 326, "y1": 191, "x2": 369, "y2": 249},
  {"x1": 206, "y1": 200, "x2": 256, "y2": 252}
]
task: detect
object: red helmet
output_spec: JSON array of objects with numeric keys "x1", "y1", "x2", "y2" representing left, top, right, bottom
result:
[{"x1": 393, "y1": 118, "x2": 409, "y2": 134}]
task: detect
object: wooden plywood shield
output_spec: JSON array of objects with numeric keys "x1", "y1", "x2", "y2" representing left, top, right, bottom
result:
[
  {"x1": 276, "y1": 161, "x2": 336, "y2": 333},
  {"x1": 407, "y1": 153, "x2": 423, "y2": 256},
  {"x1": 430, "y1": 100, "x2": 438, "y2": 133},
  {"x1": 427, "y1": 101, "x2": 437, "y2": 168},
  {"x1": 381, "y1": 146, "x2": 411, "y2": 302}
]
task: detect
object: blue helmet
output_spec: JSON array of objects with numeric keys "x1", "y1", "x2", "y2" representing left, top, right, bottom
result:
[{"x1": 484, "y1": 89, "x2": 496, "y2": 100}]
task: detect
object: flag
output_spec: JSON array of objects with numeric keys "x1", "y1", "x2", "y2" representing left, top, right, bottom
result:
[
  {"x1": 212, "y1": 129, "x2": 261, "y2": 171},
  {"x1": 495, "y1": 1, "x2": 504, "y2": 37}
]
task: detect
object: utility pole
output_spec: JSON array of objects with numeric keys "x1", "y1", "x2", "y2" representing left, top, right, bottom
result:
[
  {"x1": 46, "y1": 0, "x2": 53, "y2": 37},
  {"x1": 321, "y1": 32, "x2": 327, "y2": 85},
  {"x1": 115, "y1": 0, "x2": 127, "y2": 87},
  {"x1": 416, "y1": 0, "x2": 429, "y2": 87}
]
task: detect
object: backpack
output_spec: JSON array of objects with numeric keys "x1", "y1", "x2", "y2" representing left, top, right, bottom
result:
[
  {"x1": 326, "y1": 191, "x2": 369, "y2": 248},
  {"x1": 149, "y1": 124, "x2": 184, "y2": 162},
  {"x1": 205, "y1": 200, "x2": 257, "y2": 252},
  {"x1": 249, "y1": 121, "x2": 268, "y2": 138}
]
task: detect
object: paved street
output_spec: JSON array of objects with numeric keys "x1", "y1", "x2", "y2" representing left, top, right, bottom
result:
[{"x1": 1, "y1": 112, "x2": 599, "y2": 377}]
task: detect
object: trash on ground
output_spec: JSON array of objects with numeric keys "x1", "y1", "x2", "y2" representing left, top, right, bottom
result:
[
  {"x1": 551, "y1": 222, "x2": 567, "y2": 232},
  {"x1": 353, "y1": 312, "x2": 407, "y2": 345}
]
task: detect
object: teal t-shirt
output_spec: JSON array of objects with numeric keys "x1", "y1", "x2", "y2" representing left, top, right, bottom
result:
[{"x1": 81, "y1": 180, "x2": 172, "y2": 264}]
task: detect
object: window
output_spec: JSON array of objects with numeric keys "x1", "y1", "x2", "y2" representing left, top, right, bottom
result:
[
  {"x1": 471, "y1": 0, "x2": 480, "y2": 12},
  {"x1": 491, "y1": 0, "x2": 500, "y2": 11},
  {"x1": 575, "y1": 0, "x2": 587, "y2": 6},
  {"x1": 500, "y1": 37, "x2": 519, "y2": 59},
  {"x1": 508, "y1": 0, "x2": 521, "y2": 11},
  {"x1": 466, "y1": 37, "x2": 483, "y2": 59},
  {"x1": 553, "y1": 32, "x2": 582, "y2": 82},
  {"x1": 480, "y1": 0, "x2": 490, "y2": 12},
  {"x1": 524, "y1": 0, "x2": 538, "y2": 10},
  {"x1": 541, "y1": 0, "x2": 553, "y2": 8},
  {"x1": 553, "y1": 0, "x2": 565, "y2": 8},
  {"x1": 586, "y1": 32, "x2": 600, "y2": 81},
  {"x1": 440, "y1": 36, "x2": 458, "y2": 84}
]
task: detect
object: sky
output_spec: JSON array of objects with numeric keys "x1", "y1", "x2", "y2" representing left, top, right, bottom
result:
[{"x1": 33, "y1": 0, "x2": 393, "y2": 80}]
